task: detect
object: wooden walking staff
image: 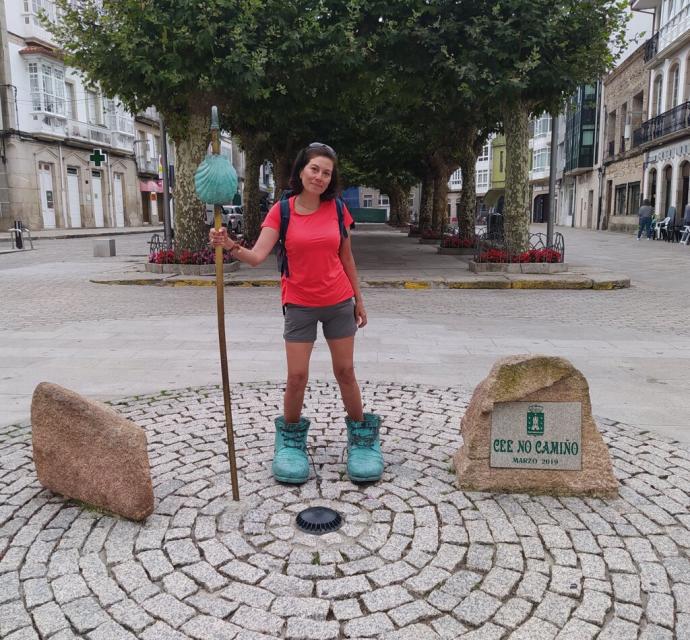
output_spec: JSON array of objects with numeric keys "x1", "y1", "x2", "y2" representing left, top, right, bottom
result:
[{"x1": 194, "y1": 106, "x2": 240, "y2": 500}]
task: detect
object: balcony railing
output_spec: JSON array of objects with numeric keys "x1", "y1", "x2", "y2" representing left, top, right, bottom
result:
[
  {"x1": 659, "y1": 4, "x2": 690, "y2": 53},
  {"x1": 644, "y1": 32, "x2": 659, "y2": 62},
  {"x1": 632, "y1": 101, "x2": 690, "y2": 147},
  {"x1": 29, "y1": 112, "x2": 67, "y2": 139},
  {"x1": 135, "y1": 153, "x2": 158, "y2": 175},
  {"x1": 136, "y1": 106, "x2": 160, "y2": 123}
]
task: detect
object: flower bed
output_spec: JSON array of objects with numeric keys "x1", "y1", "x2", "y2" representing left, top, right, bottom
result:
[
  {"x1": 476, "y1": 248, "x2": 562, "y2": 263},
  {"x1": 441, "y1": 235, "x2": 475, "y2": 249},
  {"x1": 146, "y1": 245, "x2": 244, "y2": 275}
]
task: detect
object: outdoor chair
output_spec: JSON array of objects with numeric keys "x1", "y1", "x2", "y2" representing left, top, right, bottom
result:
[
  {"x1": 680, "y1": 225, "x2": 690, "y2": 245},
  {"x1": 655, "y1": 216, "x2": 671, "y2": 240}
]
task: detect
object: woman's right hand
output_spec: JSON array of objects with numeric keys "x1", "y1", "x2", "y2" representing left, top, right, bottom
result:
[{"x1": 209, "y1": 227, "x2": 234, "y2": 251}]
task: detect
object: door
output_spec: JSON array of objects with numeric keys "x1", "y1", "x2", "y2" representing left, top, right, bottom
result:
[
  {"x1": 91, "y1": 170, "x2": 104, "y2": 227},
  {"x1": 38, "y1": 163, "x2": 56, "y2": 229},
  {"x1": 66, "y1": 167, "x2": 81, "y2": 228},
  {"x1": 587, "y1": 190, "x2": 594, "y2": 229},
  {"x1": 113, "y1": 173, "x2": 125, "y2": 227}
]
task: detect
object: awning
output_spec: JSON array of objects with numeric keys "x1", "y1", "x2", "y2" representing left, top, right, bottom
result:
[
  {"x1": 139, "y1": 179, "x2": 164, "y2": 193},
  {"x1": 482, "y1": 188, "x2": 505, "y2": 208}
]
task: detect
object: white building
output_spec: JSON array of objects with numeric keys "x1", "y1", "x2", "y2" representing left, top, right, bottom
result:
[
  {"x1": 633, "y1": 0, "x2": 690, "y2": 223},
  {"x1": 0, "y1": 0, "x2": 143, "y2": 230},
  {"x1": 529, "y1": 113, "x2": 553, "y2": 222},
  {"x1": 447, "y1": 137, "x2": 492, "y2": 224}
]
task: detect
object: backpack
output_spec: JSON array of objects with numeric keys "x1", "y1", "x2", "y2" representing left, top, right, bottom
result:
[{"x1": 275, "y1": 191, "x2": 349, "y2": 277}]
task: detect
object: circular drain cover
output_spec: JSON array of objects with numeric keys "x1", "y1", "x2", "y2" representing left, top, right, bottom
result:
[{"x1": 296, "y1": 507, "x2": 343, "y2": 535}]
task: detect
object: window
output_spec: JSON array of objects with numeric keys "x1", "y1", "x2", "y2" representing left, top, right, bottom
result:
[
  {"x1": 614, "y1": 185, "x2": 627, "y2": 216},
  {"x1": 532, "y1": 147, "x2": 550, "y2": 171},
  {"x1": 672, "y1": 66, "x2": 680, "y2": 107},
  {"x1": 627, "y1": 182, "x2": 640, "y2": 216},
  {"x1": 86, "y1": 90, "x2": 103, "y2": 125},
  {"x1": 449, "y1": 168, "x2": 462, "y2": 188},
  {"x1": 28, "y1": 61, "x2": 65, "y2": 115},
  {"x1": 477, "y1": 145, "x2": 489, "y2": 162},
  {"x1": 363, "y1": 195, "x2": 373, "y2": 207},
  {"x1": 534, "y1": 114, "x2": 552, "y2": 137},
  {"x1": 65, "y1": 81, "x2": 76, "y2": 119},
  {"x1": 476, "y1": 169, "x2": 489, "y2": 189},
  {"x1": 499, "y1": 151, "x2": 504, "y2": 173},
  {"x1": 654, "y1": 75, "x2": 663, "y2": 116},
  {"x1": 378, "y1": 194, "x2": 389, "y2": 206},
  {"x1": 23, "y1": 0, "x2": 56, "y2": 24}
]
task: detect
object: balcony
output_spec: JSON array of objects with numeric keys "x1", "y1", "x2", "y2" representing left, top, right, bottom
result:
[
  {"x1": 658, "y1": 4, "x2": 690, "y2": 53},
  {"x1": 66, "y1": 119, "x2": 113, "y2": 146},
  {"x1": 106, "y1": 114, "x2": 135, "y2": 152},
  {"x1": 644, "y1": 32, "x2": 658, "y2": 62},
  {"x1": 136, "y1": 106, "x2": 160, "y2": 124},
  {"x1": 135, "y1": 153, "x2": 158, "y2": 176},
  {"x1": 29, "y1": 111, "x2": 67, "y2": 139},
  {"x1": 632, "y1": 101, "x2": 690, "y2": 147}
]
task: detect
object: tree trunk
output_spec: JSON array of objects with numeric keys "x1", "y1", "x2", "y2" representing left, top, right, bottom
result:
[
  {"x1": 241, "y1": 134, "x2": 264, "y2": 244},
  {"x1": 503, "y1": 98, "x2": 531, "y2": 253},
  {"x1": 272, "y1": 148, "x2": 292, "y2": 200},
  {"x1": 431, "y1": 162, "x2": 449, "y2": 234},
  {"x1": 386, "y1": 182, "x2": 409, "y2": 226},
  {"x1": 172, "y1": 110, "x2": 209, "y2": 253},
  {"x1": 458, "y1": 133, "x2": 478, "y2": 241},
  {"x1": 419, "y1": 168, "x2": 434, "y2": 231}
]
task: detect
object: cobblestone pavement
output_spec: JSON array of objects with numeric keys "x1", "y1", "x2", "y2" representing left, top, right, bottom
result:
[{"x1": 2, "y1": 383, "x2": 690, "y2": 639}]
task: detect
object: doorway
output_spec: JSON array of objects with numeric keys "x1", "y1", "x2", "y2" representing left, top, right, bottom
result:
[
  {"x1": 39, "y1": 162, "x2": 56, "y2": 229},
  {"x1": 91, "y1": 170, "x2": 104, "y2": 227},
  {"x1": 66, "y1": 167, "x2": 81, "y2": 228},
  {"x1": 113, "y1": 173, "x2": 125, "y2": 227}
]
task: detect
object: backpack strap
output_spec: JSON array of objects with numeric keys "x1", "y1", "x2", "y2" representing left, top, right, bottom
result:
[
  {"x1": 277, "y1": 197, "x2": 291, "y2": 277},
  {"x1": 335, "y1": 198, "x2": 349, "y2": 240}
]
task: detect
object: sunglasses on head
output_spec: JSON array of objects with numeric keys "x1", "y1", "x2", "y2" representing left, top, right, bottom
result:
[{"x1": 307, "y1": 142, "x2": 336, "y2": 157}]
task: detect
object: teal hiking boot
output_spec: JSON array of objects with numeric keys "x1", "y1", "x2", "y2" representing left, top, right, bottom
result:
[
  {"x1": 345, "y1": 413, "x2": 384, "y2": 483},
  {"x1": 273, "y1": 416, "x2": 310, "y2": 484}
]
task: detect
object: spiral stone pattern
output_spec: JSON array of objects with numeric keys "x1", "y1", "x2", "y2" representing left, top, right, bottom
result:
[{"x1": 1, "y1": 382, "x2": 689, "y2": 639}]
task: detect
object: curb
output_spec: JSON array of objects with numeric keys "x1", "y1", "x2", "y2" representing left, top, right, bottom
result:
[{"x1": 90, "y1": 277, "x2": 631, "y2": 290}]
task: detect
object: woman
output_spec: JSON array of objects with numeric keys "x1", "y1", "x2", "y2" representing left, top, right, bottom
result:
[{"x1": 209, "y1": 143, "x2": 383, "y2": 485}]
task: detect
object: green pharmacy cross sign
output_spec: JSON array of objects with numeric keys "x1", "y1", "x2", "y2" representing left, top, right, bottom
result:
[{"x1": 89, "y1": 149, "x2": 107, "y2": 167}]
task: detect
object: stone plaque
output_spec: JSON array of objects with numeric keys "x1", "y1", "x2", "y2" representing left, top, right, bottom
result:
[{"x1": 490, "y1": 401, "x2": 582, "y2": 470}]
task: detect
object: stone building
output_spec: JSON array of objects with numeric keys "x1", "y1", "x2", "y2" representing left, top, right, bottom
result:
[
  {"x1": 600, "y1": 44, "x2": 648, "y2": 232},
  {"x1": 633, "y1": 0, "x2": 690, "y2": 226},
  {"x1": 0, "y1": 1, "x2": 141, "y2": 231}
]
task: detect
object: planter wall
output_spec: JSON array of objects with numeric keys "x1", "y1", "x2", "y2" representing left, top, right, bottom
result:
[
  {"x1": 419, "y1": 238, "x2": 442, "y2": 244},
  {"x1": 469, "y1": 261, "x2": 569, "y2": 274},
  {"x1": 437, "y1": 247, "x2": 475, "y2": 255},
  {"x1": 145, "y1": 262, "x2": 240, "y2": 275}
]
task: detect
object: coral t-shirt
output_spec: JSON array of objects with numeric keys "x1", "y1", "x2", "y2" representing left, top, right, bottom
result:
[{"x1": 262, "y1": 197, "x2": 355, "y2": 306}]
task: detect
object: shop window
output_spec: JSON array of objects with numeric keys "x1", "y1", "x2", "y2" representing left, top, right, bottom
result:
[{"x1": 614, "y1": 185, "x2": 627, "y2": 216}]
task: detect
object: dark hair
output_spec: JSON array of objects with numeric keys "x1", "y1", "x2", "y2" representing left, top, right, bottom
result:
[
  {"x1": 288, "y1": 144, "x2": 340, "y2": 200},
  {"x1": 642, "y1": 199, "x2": 651, "y2": 206}
]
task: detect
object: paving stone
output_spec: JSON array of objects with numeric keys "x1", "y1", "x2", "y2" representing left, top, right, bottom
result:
[
  {"x1": 138, "y1": 550, "x2": 175, "y2": 580},
  {"x1": 383, "y1": 623, "x2": 442, "y2": 640},
  {"x1": 510, "y1": 616, "x2": 559, "y2": 640},
  {"x1": 108, "y1": 598, "x2": 154, "y2": 633},
  {"x1": 457, "y1": 622, "x2": 505, "y2": 640},
  {"x1": 142, "y1": 593, "x2": 195, "y2": 629},
  {"x1": 180, "y1": 615, "x2": 241, "y2": 640},
  {"x1": 112, "y1": 561, "x2": 154, "y2": 594},
  {"x1": 343, "y1": 612, "x2": 394, "y2": 637},
  {"x1": 554, "y1": 618, "x2": 599, "y2": 640},
  {"x1": 230, "y1": 604, "x2": 284, "y2": 635},
  {"x1": 493, "y1": 597, "x2": 532, "y2": 628},
  {"x1": 31, "y1": 601, "x2": 70, "y2": 636},
  {"x1": 674, "y1": 583, "x2": 690, "y2": 613},
  {"x1": 4, "y1": 628, "x2": 40, "y2": 640},
  {"x1": 165, "y1": 540, "x2": 201, "y2": 566},
  {"x1": 88, "y1": 621, "x2": 138, "y2": 640},
  {"x1": 62, "y1": 596, "x2": 109, "y2": 633},
  {"x1": 574, "y1": 590, "x2": 611, "y2": 625},
  {"x1": 284, "y1": 618, "x2": 340, "y2": 640},
  {"x1": 481, "y1": 567, "x2": 521, "y2": 598},
  {"x1": 260, "y1": 573, "x2": 313, "y2": 597},
  {"x1": 222, "y1": 583, "x2": 275, "y2": 609},
  {"x1": 640, "y1": 625, "x2": 674, "y2": 640},
  {"x1": 646, "y1": 592, "x2": 675, "y2": 627},
  {"x1": 185, "y1": 593, "x2": 239, "y2": 618},
  {"x1": 603, "y1": 547, "x2": 636, "y2": 573},
  {"x1": 367, "y1": 561, "x2": 416, "y2": 587},
  {"x1": 389, "y1": 599, "x2": 438, "y2": 626},
  {"x1": 361, "y1": 585, "x2": 413, "y2": 612},
  {"x1": 597, "y1": 617, "x2": 639, "y2": 640},
  {"x1": 23, "y1": 577, "x2": 52, "y2": 608},
  {"x1": 534, "y1": 592, "x2": 577, "y2": 627},
  {"x1": 612, "y1": 573, "x2": 641, "y2": 604},
  {"x1": 403, "y1": 566, "x2": 450, "y2": 594},
  {"x1": 141, "y1": 621, "x2": 188, "y2": 640},
  {"x1": 466, "y1": 543, "x2": 494, "y2": 571},
  {"x1": 516, "y1": 571, "x2": 549, "y2": 603},
  {"x1": 163, "y1": 571, "x2": 199, "y2": 599},
  {"x1": 453, "y1": 590, "x2": 501, "y2": 625},
  {"x1": 331, "y1": 598, "x2": 363, "y2": 620},
  {"x1": 51, "y1": 572, "x2": 90, "y2": 603}
]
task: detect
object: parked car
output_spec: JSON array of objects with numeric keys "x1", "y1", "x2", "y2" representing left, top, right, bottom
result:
[{"x1": 205, "y1": 205, "x2": 244, "y2": 234}]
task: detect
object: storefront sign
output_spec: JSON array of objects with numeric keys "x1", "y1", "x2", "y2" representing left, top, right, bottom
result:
[{"x1": 490, "y1": 402, "x2": 582, "y2": 470}]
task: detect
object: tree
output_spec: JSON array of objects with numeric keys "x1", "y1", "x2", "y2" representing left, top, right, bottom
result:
[
  {"x1": 51, "y1": 0, "x2": 265, "y2": 252},
  {"x1": 466, "y1": 0, "x2": 629, "y2": 251}
]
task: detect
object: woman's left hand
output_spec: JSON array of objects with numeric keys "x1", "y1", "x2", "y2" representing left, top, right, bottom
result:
[{"x1": 355, "y1": 300, "x2": 367, "y2": 328}]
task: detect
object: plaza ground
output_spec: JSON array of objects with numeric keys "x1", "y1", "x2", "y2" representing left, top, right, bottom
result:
[
  {"x1": 0, "y1": 224, "x2": 688, "y2": 442},
  {"x1": 1, "y1": 224, "x2": 690, "y2": 639}
]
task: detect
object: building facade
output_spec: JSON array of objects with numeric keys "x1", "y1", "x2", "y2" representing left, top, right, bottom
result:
[
  {"x1": 633, "y1": 0, "x2": 690, "y2": 225},
  {"x1": 600, "y1": 44, "x2": 648, "y2": 232},
  {"x1": 0, "y1": 1, "x2": 142, "y2": 231},
  {"x1": 529, "y1": 114, "x2": 553, "y2": 222}
]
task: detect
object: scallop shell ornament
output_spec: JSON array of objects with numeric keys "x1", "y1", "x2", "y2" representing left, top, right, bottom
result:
[{"x1": 194, "y1": 153, "x2": 238, "y2": 205}]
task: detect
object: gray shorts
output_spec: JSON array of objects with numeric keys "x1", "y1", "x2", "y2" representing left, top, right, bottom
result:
[{"x1": 283, "y1": 299, "x2": 357, "y2": 342}]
